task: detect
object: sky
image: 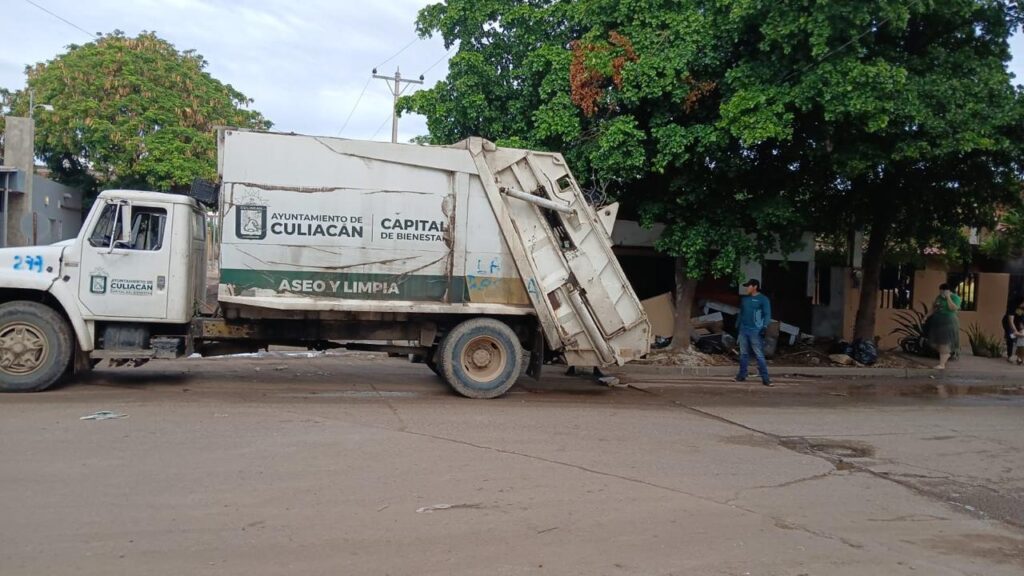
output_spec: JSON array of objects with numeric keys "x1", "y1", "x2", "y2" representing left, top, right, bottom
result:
[
  {"x1": 4, "y1": 0, "x2": 1024, "y2": 145},
  {"x1": 3, "y1": 0, "x2": 450, "y2": 142}
]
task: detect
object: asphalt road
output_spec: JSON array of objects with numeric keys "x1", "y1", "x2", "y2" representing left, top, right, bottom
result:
[{"x1": 1, "y1": 352, "x2": 1022, "y2": 575}]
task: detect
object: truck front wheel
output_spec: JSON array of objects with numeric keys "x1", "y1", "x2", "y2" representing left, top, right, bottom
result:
[
  {"x1": 439, "y1": 318, "x2": 523, "y2": 399},
  {"x1": 0, "y1": 301, "x2": 73, "y2": 392}
]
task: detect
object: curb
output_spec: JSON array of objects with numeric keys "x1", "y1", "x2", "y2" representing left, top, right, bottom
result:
[{"x1": 612, "y1": 364, "x2": 1012, "y2": 381}]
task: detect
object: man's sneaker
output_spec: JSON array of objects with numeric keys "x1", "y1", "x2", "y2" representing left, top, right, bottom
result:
[
  {"x1": 734, "y1": 376, "x2": 746, "y2": 382},
  {"x1": 762, "y1": 380, "x2": 773, "y2": 387}
]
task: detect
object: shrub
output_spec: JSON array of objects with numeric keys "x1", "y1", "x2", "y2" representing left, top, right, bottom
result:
[
  {"x1": 964, "y1": 323, "x2": 1003, "y2": 358},
  {"x1": 890, "y1": 303, "x2": 936, "y2": 357}
]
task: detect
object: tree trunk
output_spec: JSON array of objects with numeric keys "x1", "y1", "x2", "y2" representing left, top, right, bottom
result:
[
  {"x1": 852, "y1": 216, "x2": 892, "y2": 342},
  {"x1": 671, "y1": 256, "x2": 698, "y2": 351}
]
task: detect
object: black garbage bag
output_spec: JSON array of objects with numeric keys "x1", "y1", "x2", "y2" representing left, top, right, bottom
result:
[
  {"x1": 851, "y1": 339, "x2": 879, "y2": 366},
  {"x1": 654, "y1": 336, "x2": 673, "y2": 349}
]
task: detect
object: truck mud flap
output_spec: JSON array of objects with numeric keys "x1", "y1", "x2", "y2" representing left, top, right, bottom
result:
[{"x1": 526, "y1": 321, "x2": 544, "y2": 380}]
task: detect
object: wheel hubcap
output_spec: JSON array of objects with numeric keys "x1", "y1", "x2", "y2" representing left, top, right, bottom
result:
[
  {"x1": 461, "y1": 335, "x2": 506, "y2": 383},
  {"x1": 0, "y1": 322, "x2": 48, "y2": 375}
]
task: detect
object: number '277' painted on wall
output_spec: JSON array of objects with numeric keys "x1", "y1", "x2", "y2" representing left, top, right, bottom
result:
[{"x1": 13, "y1": 255, "x2": 44, "y2": 273}]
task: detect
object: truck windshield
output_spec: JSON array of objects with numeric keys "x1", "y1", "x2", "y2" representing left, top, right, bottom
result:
[{"x1": 88, "y1": 204, "x2": 167, "y2": 250}]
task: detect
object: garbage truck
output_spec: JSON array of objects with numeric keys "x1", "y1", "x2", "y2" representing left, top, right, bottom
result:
[{"x1": 0, "y1": 129, "x2": 650, "y2": 398}]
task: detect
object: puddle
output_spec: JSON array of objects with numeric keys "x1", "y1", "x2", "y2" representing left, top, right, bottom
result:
[
  {"x1": 825, "y1": 382, "x2": 1024, "y2": 399},
  {"x1": 779, "y1": 437, "x2": 875, "y2": 460},
  {"x1": 920, "y1": 534, "x2": 1024, "y2": 567},
  {"x1": 805, "y1": 440, "x2": 874, "y2": 459}
]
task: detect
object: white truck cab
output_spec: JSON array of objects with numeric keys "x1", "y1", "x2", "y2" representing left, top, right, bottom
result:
[
  {"x1": 69, "y1": 190, "x2": 207, "y2": 325},
  {"x1": 0, "y1": 190, "x2": 205, "y2": 391}
]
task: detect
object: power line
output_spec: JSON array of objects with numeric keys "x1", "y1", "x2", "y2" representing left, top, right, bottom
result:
[
  {"x1": 419, "y1": 46, "x2": 457, "y2": 77},
  {"x1": 780, "y1": 9, "x2": 901, "y2": 84},
  {"x1": 23, "y1": 0, "x2": 96, "y2": 40},
  {"x1": 337, "y1": 75, "x2": 372, "y2": 136},
  {"x1": 371, "y1": 111, "x2": 394, "y2": 140},
  {"x1": 336, "y1": 37, "x2": 436, "y2": 140},
  {"x1": 375, "y1": 37, "x2": 419, "y2": 69}
]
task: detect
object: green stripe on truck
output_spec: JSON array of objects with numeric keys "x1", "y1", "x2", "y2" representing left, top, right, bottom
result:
[{"x1": 221, "y1": 269, "x2": 467, "y2": 303}]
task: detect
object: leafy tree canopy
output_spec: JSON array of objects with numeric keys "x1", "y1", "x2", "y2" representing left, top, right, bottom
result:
[
  {"x1": 2, "y1": 31, "x2": 271, "y2": 196},
  {"x1": 403, "y1": 0, "x2": 1024, "y2": 339}
]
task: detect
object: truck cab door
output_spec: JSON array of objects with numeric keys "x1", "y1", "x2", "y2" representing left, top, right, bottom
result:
[{"x1": 77, "y1": 200, "x2": 172, "y2": 320}]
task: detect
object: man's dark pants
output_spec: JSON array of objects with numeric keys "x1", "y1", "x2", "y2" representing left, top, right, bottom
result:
[{"x1": 737, "y1": 328, "x2": 770, "y2": 384}]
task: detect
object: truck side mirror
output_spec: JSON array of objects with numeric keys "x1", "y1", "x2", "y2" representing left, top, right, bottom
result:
[
  {"x1": 106, "y1": 201, "x2": 133, "y2": 253},
  {"x1": 119, "y1": 203, "x2": 133, "y2": 245}
]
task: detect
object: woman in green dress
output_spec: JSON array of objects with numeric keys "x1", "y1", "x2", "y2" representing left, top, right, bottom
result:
[{"x1": 929, "y1": 283, "x2": 962, "y2": 370}]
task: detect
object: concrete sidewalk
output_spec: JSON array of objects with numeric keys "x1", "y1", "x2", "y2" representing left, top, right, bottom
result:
[{"x1": 615, "y1": 353, "x2": 1023, "y2": 381}]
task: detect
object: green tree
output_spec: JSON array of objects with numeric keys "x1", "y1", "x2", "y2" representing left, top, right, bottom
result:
[
  {"x1": 717, "y1": 1, "x2": 1024, "y2": 341},
  {"x1": 404, "y1": 0, "x2": 1024, "y2": 344},
  {"x1": 402, "y1": 1, "x2": 805, "y2": 348},
  {"x1": 981, "y1": 205, "x2": 1024, "y2": 260},
  {"x1": 1, "y1": 31, "x2": 270, "y2": 198}
]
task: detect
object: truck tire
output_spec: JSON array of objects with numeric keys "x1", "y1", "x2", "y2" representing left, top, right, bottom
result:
[
  {"x1": 439, "y1": 318, "x2": 523, "y2": 399},
  {"x1": 0, "y1": 301, "x2": 73, "y2": 392}
]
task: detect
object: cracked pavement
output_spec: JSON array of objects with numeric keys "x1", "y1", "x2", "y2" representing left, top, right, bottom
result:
[{"x1": 1, "y1": 353, "x2": 1022, "y2": 575}]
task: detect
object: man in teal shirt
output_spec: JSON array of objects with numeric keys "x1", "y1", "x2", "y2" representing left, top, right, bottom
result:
[{"x1": 735, "y1": 279, "x2": 772, "y2": 386}]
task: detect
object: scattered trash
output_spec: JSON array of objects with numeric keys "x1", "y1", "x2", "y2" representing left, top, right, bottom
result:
[
  {"x1": 415, "y1": 503, "x2": 481, "y2": 513},
  {"x1": 376, "y1": 504, "x2": 390, "y2": 512},
  {"x1": 653, "y1": 335, "x2": 673, "y2": 349},
  {"x1": 694, "y1": 332, "x2": 735, "y2": 354},
  {"x1": 80, "y1": 411, "x2": 127, "y2": 421},
  {"x1": 536, "y1": 526, "x2": 559, "y2": 535},
  {"x1": 416, "y1": 504, "x2": 452, "y2": 513},
  {"x1": 828, "y1": 354, "x2": 856, "y2": 366},
  {"x1": 597, "y1": 376, "x2": 623, "y2": 387},
  {"x1": 639, "y1": 347, "x2": 719, "y2": 367}
]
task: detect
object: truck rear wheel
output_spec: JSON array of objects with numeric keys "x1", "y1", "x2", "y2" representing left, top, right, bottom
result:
[
  {"x1": 0, "y1": 301, "x2": 73, "y2": 392},
  {"x1": 439, "y1": 318, "x2": 523, "y2": 399}
]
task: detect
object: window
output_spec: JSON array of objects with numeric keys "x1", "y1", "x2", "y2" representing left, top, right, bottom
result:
[
  {"x1": 948, "y1": 272, "x2": 979, "y2": 312},
  {"x1": 879, "y1": 265, "x2": 915, "y2": 309},
  {"x1": 129, "y1": 209, "x2": 167, "y2": 250},
  {"x1": 192, "y1": 211, "x2": 207, "y2": 241},
  {"x1": 88, "y1": 204, "x2": 119, "y2": 247},
  {"x1": 88, "y1": 204, "x2": 167, "y2": 251}
]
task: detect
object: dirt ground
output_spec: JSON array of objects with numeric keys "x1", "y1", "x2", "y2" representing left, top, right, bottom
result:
[{"x1": 1, "y1": 353, "x2": 1022, "y2": 575}]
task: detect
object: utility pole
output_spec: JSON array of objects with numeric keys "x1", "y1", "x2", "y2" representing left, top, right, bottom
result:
[{"x1": 372, "y1": 67, "x2": 423, "y2": 143}]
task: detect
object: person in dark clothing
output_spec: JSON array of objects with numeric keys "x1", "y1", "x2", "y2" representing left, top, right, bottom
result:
[
  {"x1": 735, "y1": 279, "x2": 772, "y2": 386},
  {"x1": 1003, "y1": 300, "x2": 1024, "y2": 364}
]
